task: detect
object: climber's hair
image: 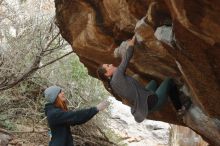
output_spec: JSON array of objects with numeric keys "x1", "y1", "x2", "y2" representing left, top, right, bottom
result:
[
  {"x1": 97, "y1": 65, "x2": 122, "y2": 102},
  {"x1": 97, "y1": 65, "x2": 109, "y2": 82},
  {"x1": 96, "y1": 64, "x2": 112, "y2": 93}
]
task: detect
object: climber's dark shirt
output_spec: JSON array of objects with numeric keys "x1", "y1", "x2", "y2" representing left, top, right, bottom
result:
[{"x1": 110, "y1": 46, "x2": 154, "y2": 123}]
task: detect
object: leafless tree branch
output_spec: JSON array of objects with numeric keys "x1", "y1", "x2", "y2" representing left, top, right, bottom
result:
[
  {"x1": 43, "y1": 32, "x2": 60, "y2": 52},
  {"x1": 0, "y1": 52, "x2": 42, "y2": 90},
  {"x1": 0, "y1": 3, "x2": 70, "y2": 91},
  {"x1": 0, "y1": 128, "x2": 12, "y2": 136},
  {"x1": 38, "y1": 51, "x2": 74, "y2": 69},
  {"x1": 0, "y1": 48, "x2": 74, "y2": 91}
]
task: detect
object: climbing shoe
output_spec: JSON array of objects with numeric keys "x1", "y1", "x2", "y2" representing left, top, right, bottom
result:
[
  {"x1": 177, "y1": 98, "x2": 192, "y2": 117},
  {"x1": 182, "y1": 98, "x2": 192, "y2": 111}
]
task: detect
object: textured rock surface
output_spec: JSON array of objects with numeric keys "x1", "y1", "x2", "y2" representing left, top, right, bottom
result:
[
  {"x1": 108, "y1": 96, "x2": 170, "y2": 146},
  {"x1": 109, "y1": 97, "x2": 208, "y2": 146},
  {"x1": 170, "y1": 125, "x2": 208, "y2": 146},
  {"x1": 54, "y1": 0, "x2": 220, "y2": 145}
]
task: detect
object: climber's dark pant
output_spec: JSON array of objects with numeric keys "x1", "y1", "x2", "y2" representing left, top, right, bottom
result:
[{"x1": 145, "y1": 78, "x2": 182, "y2": 112}]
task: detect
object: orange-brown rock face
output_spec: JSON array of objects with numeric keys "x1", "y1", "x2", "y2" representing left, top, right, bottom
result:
[
  {"x1": 55, "y1": 0, "x2": 220, "y2": 145},
  {"x1": 170, "y1": 125, "x2": 208, "y2": 146}
]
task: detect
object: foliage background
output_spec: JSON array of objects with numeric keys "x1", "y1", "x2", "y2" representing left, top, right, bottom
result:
[{"x1": 0, "y1": 0, "x2": 122, "y2": 145}]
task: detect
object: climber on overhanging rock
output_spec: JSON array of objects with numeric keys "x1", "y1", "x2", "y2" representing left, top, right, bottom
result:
[{"x1": 97, "y1": 36, "x2": 192, "y2": 123}]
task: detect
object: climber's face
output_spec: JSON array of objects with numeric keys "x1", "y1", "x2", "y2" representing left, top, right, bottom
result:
[{"x1": 103, "y1": 64, "x2": 116, "y2": 77}]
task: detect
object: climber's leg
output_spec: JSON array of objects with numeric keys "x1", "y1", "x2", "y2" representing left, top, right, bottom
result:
[
  {"x1": 169, "y1": 80, "x2": 182, "y2": 111},
  {"x1": 152, "y1": 78, "x2": 182, "y2": 112},
  {"x1": 152, "y1": 77, "x2": 172, "y2": 111},
  {"x1": 180, "y1": 97, "x2": 192, "y2": 112},
  {"x1": 145, "y1": 80, "x2": 158, "y2": 112},
  {"x1": 145, "y1": 80, "x2": 158, "y2": 92}
]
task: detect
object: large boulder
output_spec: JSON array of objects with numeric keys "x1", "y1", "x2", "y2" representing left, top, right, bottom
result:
[{"x1": 54, "y1": 0, "x2": 220, "y2": 145}]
